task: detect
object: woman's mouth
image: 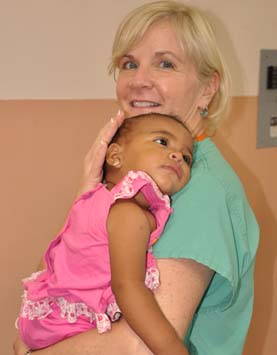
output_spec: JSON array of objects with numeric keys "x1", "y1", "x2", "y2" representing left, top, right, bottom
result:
[{"x1": 130, "y1": 101, "x2": 160, "y2": 108}]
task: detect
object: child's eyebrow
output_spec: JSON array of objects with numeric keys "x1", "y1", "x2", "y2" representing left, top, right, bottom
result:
[{"x1": 150, "y1": 129, "x2": 176, "y2": 138}]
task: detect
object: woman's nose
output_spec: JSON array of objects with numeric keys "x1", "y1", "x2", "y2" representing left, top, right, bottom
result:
[
  {"x1": 128, "y1": 66, "x2": 154, "y2": 89},
  {"x1": 169, "y1": 152, "x2": 183, "y2": 163}
]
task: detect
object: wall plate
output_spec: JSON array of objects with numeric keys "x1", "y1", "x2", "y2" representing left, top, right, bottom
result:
[{"x1": 257, "y1": 49, "x2": 277, "y2": 148}]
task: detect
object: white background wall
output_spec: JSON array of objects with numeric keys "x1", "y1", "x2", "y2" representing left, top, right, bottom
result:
[{"x1": 1, "y1": 0, "x2": 276, "y2": 99}]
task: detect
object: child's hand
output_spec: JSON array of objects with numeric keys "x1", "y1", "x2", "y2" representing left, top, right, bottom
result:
[{"x1": 77, "y1": 110, "x2": 125, "y2": 196}]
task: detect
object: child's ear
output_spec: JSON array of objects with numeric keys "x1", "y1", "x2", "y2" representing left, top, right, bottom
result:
[{"x1": 106, "y1": 143, "x2": 123, "y2": 168}]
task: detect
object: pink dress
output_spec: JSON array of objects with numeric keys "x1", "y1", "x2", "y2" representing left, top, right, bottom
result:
[{"x1": 17, "y1": 171, "x2": 172, "y2": 349}]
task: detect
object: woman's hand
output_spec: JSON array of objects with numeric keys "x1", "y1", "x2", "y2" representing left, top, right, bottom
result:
[
  {"x1": 77, "y1": 110, "x2": 125, "y2": 196},
  {"x1": 13, "y1": 335, "x2": 30, "y2": 355}
]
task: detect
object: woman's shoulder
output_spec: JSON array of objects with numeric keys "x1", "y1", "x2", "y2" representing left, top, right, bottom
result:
[
  {"x1": 156, "y1": 138, "x2": 259, "y2": 254},
  {"x1": 185, "y1": 138, "x2": 246, "y2": 202},
  {"x1": 173, "y1": 139, "x2": 257, "y2": 235}
]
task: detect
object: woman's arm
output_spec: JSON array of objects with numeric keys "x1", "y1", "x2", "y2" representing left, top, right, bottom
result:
[
  {"x1": 14, "y1": 257, "x2": 213, "y2": 355},
  {"x1": 107, "y1": 200, "x2": 188, "y2": 355}
]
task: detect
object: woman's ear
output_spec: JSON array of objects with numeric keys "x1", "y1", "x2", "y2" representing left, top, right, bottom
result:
[
  {"x1": 199, "y1": 71, "x2": 220, "y2": 107},
  {"x1": 106, "y1": 143, "x2": 123, "y2": 168}
]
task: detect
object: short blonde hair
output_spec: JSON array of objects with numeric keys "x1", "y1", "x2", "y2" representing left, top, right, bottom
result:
[{"x1": 109, "y1": 0, "x2": 231, "y2": 135}]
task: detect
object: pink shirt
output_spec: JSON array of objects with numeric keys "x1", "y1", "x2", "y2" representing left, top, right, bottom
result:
[{"x1": 19, "y1": 171, "x2": 172, "y2": 349}]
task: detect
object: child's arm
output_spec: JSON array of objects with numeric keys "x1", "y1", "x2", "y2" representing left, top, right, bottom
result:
[{"x1": 107, "y1": 200, "x2": 188, "y2": 355}]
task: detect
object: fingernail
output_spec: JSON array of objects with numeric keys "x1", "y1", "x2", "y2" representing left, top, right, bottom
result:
[
  {"x1": 117, "y1": 109, "x2": 121, "y2": 116},
  {"x1": 110, "y1": 117, "x2": 114, "y2": 123}
]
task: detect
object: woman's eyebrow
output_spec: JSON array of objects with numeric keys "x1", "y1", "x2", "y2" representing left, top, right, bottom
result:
[
  {"x1": 155, "y1": 50, "x2": 183, "y2": 62},
  {"x1": 122, "y1": 51, "x2": 183, "y2": 62},
  {"x1": 121, "y1": 54, "x2": 135, "y2": 60}
]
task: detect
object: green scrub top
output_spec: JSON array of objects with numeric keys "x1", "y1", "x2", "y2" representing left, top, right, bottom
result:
[{"x1": 153, "y1": 138, "x2": 259, "y2": 355}]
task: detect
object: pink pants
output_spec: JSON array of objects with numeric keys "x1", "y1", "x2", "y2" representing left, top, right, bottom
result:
[{"x1": 18, "y1": 303, "x2": 96, "y2": 350}]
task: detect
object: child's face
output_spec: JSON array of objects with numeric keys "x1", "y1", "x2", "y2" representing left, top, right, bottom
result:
[{"x1": 119, "y1": 116, "x2": 193, "y2": 195}]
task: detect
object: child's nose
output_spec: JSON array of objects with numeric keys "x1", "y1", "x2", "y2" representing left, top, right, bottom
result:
[{"x1": 169, "y1": 151, "x2": 183, "y2": 163}]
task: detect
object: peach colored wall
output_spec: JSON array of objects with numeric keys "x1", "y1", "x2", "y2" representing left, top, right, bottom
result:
[{"x1": 1, "y1": 98, "x2": 276, "y2": 354}]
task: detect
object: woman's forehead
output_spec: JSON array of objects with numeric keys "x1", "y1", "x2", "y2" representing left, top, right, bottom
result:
[{"x1": 119, "y1": 21, "x2": 181, "y2": 57}]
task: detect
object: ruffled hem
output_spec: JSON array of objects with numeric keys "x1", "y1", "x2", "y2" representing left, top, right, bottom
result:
[
  {"x1": 20, "y1": 291, "x2": 54, "y2": 320},
  {"x1": 113, "y1": 170, "x2": 171, "y2": 209},
  {"x1": 20, "y1": 266, "x2": 159, "y2": 333},
  {"x1": 57, "y1": 297, "x2": 121, "y2": 333},
  {"x1": 145, "y1": 266, "x2": 160, "y2": 290},
  {"x1": 20, "y1": 291, "x2": 121, "y2": 333}
]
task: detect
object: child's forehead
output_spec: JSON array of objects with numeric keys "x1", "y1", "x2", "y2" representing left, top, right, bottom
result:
[
  {"x1": 131, "y1": 115, "x2": 188, "y2": 135},
  {"x1": 125, "y1": 117, "x2": 192, "y2": 149}
]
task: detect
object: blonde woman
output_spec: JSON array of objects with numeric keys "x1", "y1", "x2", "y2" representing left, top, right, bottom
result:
[{"x1": 14, "y1": 1, "x2": 259, "y2": 354}]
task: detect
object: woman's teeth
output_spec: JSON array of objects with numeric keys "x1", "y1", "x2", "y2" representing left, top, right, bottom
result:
[{"x1": 131, "y1": 101, "x2": 160, "y2": 107}]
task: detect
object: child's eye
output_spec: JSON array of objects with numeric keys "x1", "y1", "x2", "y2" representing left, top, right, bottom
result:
[
  {"x1": 183, "y1": 155, "x2": 192, "y2": 166},
  {"x1": 154, "y1": 138, "x2": 168, "y2": 146},
  {"x1": 159, "y1": 60, "x2": 174, "y2": 69}
]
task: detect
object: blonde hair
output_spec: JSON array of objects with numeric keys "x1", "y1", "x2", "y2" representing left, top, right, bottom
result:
[{"x1": 109, "y1": 0, "x2": 231, "y2": 135}]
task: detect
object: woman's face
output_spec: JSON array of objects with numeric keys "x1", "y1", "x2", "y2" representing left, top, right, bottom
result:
[{"x1": 116, "y1": 20, "x2": 206, "y2": 127}]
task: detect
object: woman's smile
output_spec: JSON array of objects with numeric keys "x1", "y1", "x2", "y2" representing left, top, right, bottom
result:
[{"x1": 130, "y1": 100, "x2": 161, "y2": 108}]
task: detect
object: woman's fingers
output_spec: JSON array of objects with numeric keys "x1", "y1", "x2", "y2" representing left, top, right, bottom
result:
[
  {"x1": 77, "y1": 110, "x2": 125, "y2": 195},
  {"x1": 101, "y1": 110, "x2": 125, "y2": 145},
  {"x1": 84, "y1": 110, "x2": 124, "y2": 166},
  {"x1": 84, "y1": 110, "x2": 125, "y2": 172}
]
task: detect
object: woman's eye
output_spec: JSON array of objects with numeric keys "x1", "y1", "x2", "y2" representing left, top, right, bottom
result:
[
  {"x1": 183, "y1": 155, "x2": 192, "y2": 166},
  {"x1": 159, "y1": 60, "x2": 174, "y2": 69},
  {"x1": 155, "y1": 138, "x2": 168, "y2": 146},
  {"x1": 121, "y1": 61, "x2": 137, "y2": 70}
]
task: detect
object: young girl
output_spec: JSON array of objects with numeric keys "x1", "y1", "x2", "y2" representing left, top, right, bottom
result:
[{"x1": 17, "y1": 112, "x2": 193, "y2": 355}]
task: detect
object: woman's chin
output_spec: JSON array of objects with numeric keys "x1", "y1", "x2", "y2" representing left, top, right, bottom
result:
[{"x1": 124, "y1": 106, "x2": 163, "y2": 117}]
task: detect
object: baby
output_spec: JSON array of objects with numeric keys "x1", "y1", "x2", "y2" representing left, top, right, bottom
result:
[{"x1": 17, "y1": 112, "x2": 193, "y2": 354}]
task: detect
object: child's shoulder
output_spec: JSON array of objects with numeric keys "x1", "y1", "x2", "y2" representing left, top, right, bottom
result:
[{"x1": 108, "y1": 199, "x2": 154, "y2": 233}]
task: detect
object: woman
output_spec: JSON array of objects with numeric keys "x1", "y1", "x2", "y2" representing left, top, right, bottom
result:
[{"x1": 14, "y1": 1, "x2": 259, "y2": 354}]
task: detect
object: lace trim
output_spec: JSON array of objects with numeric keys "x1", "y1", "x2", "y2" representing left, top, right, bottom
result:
[
  {"x1": 20, "y1": 266, "x2": 159, "y2": 333},
  {"x1": 57, "y1": 297, "x2": 121, "y2": 333},
  {"x1": 145, "y1": 266, "x2": 160, "y2": 290},
  {"x1": 113, "y1": 171, "x2": 170, "y2": 209},
  {"x1": 57, "y1": 297, "x2": 95, "y2": 323},
  {"x1": 22, "y1": 270, "x2": 45, "y2": 283},
  {"x1": 20, "y1": 291, "x2": 54, "y2": 320}
]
